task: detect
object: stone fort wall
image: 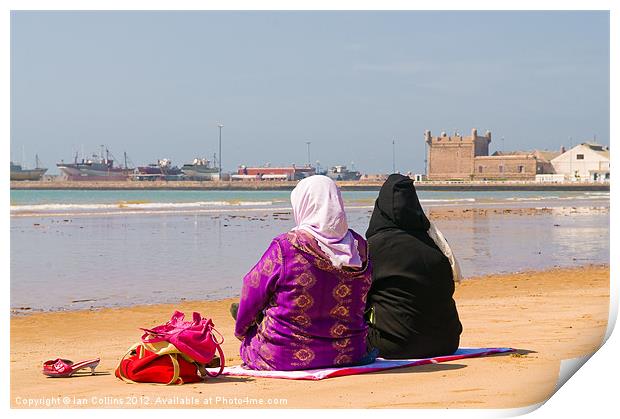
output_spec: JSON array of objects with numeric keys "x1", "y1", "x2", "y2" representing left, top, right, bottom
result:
[{"x1": 425, "y1": 128, "x2": 538, "y2": 181}]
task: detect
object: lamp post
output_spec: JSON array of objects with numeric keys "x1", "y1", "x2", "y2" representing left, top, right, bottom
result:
[
  {"x1": 392, "y1": 140, "x2": 396, "y2": 173},
  {"x1": 305, "y1": 141, "x2": 311, "y2": 166},
  {"x1": 424, "y1": 135, "x2": 428, "y2": 177},
  {"x1": 218, "y1": 123, "x2": 224, "y2": 180},
  {"x1": 569, "y1": 136, "x2": 573, "y2": 181}
]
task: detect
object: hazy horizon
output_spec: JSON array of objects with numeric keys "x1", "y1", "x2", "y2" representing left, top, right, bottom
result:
[{"x1": 11, "y1": 11, "x2": 610, "y2": 174}]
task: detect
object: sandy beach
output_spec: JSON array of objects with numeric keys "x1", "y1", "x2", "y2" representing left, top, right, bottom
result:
[{"x1": 10, "y1": 265, "x2": 609, "y2": 409}]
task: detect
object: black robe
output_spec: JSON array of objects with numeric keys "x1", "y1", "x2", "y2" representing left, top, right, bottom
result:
[{"x1": 365, "y1": 174, "x2": 462, "y2": 358}]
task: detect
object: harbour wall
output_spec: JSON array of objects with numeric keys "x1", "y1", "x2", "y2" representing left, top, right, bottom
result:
[{"x1": 10, "y1": 180, "x2": 610, "y2": 192}]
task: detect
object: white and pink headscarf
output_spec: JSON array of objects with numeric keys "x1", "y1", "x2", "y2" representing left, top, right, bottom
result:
[{"x1": 290, "y1": 175, "x2": 362, "y2": 268}]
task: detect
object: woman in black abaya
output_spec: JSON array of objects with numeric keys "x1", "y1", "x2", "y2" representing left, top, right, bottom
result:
[{"x1": 365, "y1": 174, "x2": 462, "y2": 359}]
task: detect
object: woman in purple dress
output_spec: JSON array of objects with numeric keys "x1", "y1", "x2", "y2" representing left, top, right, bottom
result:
[{"x1": 234, "y1": 175, "x2": 373, "y2": 371}]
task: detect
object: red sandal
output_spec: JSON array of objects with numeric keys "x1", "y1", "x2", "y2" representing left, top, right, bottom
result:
[{"x1": 42, "y1": 358, "x2": 100, "y2": 377}]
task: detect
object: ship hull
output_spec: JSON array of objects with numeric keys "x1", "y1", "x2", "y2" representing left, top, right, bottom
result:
[
  {"x1": 10, "y1": 168, "x2": 47, "y2": 181},
  {"x1": 137, "y1": 166, "x2": 183, "y2": 176},
  {"x1": 135, "y1": 166, "x2": 184, "y2": 181},
  {"x1": 57, "y1": 165, "x2": 129, "y2": 181},
  {"x1": 327, "y1": 173, "x2": 362, "y2": 181},
  {"x1": 181, "y1": 167, "x2": 220, "y2": 180}
]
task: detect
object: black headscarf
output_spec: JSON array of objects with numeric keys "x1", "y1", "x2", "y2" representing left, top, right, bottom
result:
[{"x1": 366, "y1": 174, "x2": 430, "y2": 239}]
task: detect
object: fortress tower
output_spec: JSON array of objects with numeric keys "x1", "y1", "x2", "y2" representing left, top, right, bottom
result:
[{"x1": 425, "y1": 128, "x2": 492, "y2": 180}]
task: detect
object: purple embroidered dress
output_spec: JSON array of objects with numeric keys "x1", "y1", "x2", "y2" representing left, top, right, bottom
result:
[{"x1": 235, "y1": 230, "x2": 372, "y2": 371}]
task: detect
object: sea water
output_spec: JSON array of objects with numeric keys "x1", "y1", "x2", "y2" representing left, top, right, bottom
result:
[
  {"x1": 10, "y1": 189, "x2": 610, "y2": 216},
  {"x1": 10, "y1": 189, "x2": 609, "y2": 313}
]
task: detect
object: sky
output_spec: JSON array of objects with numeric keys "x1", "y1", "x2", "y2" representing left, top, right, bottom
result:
[{"x1": 10, "y1": 11, "x2": 610, "y2": 174}]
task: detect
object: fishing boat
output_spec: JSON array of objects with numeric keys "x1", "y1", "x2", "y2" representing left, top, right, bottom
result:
[
  {"x1": 135, "y1": 159, "x2": 184, "y2": 181},
  {"x1": 181, "y1": 158, "x2": 220, "y2": 181},
  {"x1": 10, "y1": 155, "x2": 48, "y2": 181},
  {"x1": 234, "y1": 164, "x2": 315, "y2": 181},
  {"x1": 326, "y1": 165, "x2": 362, "y2": 181},
  {"x1": 57, "y1": 146, "x2": 132, "y2": 181}
]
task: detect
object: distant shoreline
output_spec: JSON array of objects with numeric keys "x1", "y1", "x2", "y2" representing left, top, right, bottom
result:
[{"x1": 10, "y1": 180, "x2": 610, "y2": 192}]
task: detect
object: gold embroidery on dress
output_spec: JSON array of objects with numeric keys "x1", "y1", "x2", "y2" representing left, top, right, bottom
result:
[
  {"x1": 274, "y1": 242, "x2": 283, "y2": 264},
  {"x1": 291, "y1": 314, "x2": 311, "y2": 327},
  {"x1": 315, "y1": 258, "x2": 333, "y2": 272},
  {"x1": 295, "y1": 272, "x2": 316, "y2": 287},
  {"x1": 327, "y1": 248, "x2": 370, "y2": 365},
  {"x1": 290, "y1": 331, "x2": 312, "y2": 343},
  {"x1": 286, "y1": 240, "x2": 320, "y2": 367},
  {"x1": 330, "y1": 323, "x2": 348, "y2": 338},
  {"x1": 247, "y1": 270, "x2": 260, "y2": 288},
  {"x1": 334, "y1": 353, "x2": 353, "y2": 366},
  {"x1": 293, "y1": 253, "x2": 309, "y2": 265},
  {"x1": 262, "y1": 257, "x2": 275, "y2": 277},
  {"x1": 291, "y1": 346, "x2": 316, "y2": 367},
  {"x1": 333, "y1": 338, "x2": 351, "y2": 349},
  {"x1": 278, "y1": 234, "x2": 371, "y2": 369},
  {"x1": 244, "y1": 243, "x2": 283, "y2": 371},
  {"x1": 333, "y1": 283, "x2": 352, "y2": 299},
  {"x1": 293, "y1": 348, "x2": 314, "y2": 362},
  {"x1": 294, "y1": 293, "x2": 314, "y2": 310},
  {"x1": 259, "y1": 341, "x2": 274, "y2": 361},
  {"x1": 329, "y1": 305, "x2": 350, "y2": 319}
]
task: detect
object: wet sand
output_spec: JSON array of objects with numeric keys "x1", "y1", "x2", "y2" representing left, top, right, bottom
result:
[
  {"x1": 10, "y1": 265, "x2": 609, "y2": 409},
  {"x1": 10, "y1": 205, "x2": 609, "y2": 313},
  {"x1": 427, "y1": 205, "x2": 609, "y2": 219}
]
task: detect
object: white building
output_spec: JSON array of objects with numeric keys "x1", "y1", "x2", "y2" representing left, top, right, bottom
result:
[{"x1": 550, "y1": 143, "x2": 610, "y2": 182}]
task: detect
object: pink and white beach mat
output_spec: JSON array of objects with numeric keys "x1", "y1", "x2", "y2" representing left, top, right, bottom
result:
[{"x1": 207, "y1": 347, "x2": 513, "y2": 380}]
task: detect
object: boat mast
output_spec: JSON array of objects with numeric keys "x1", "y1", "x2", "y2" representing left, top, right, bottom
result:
[
  {"x1": 124, "y1": 151, "x2": 128, "y2": 169},
  {"x1": 35, "y1": 154, "x2": 40, "y2": 169},
  {"x1": 218, "y1": 123, "x2": 224, "y2": 180}
]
